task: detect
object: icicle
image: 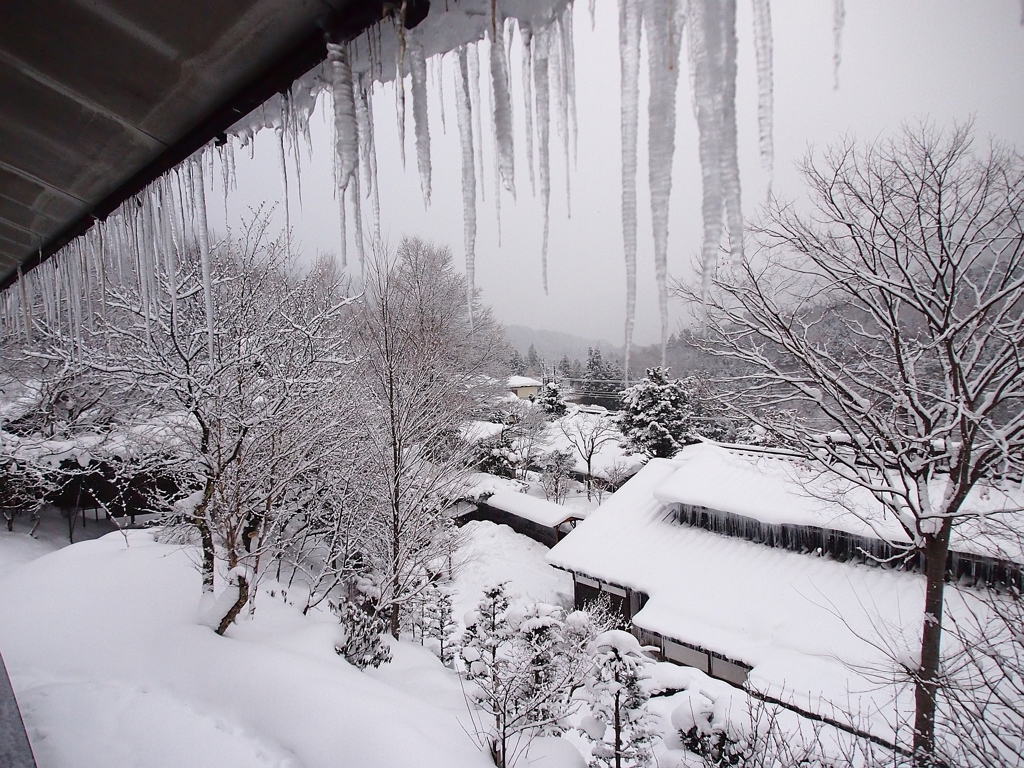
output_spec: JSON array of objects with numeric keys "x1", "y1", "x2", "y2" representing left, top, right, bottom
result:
[
  {"x1": 366, "y1": 87, "x2": 381, "y2": 245},
  {"x1": 356, "y1": 79, "x2": 381, "y2": 245},
  {"x1": 645, "y1": 0, "x2": 685, "y2": 367},
  {"x1": 17, "y1": 267, "x2": 31, "y2": 343},
  {"x1": 521, "y1": 22, "x2": 536, "y2": 196},
  {"x1": 720, "y1": 0, "x2": 744, "y2": 268},
  {"x1": 689, "y1": 0, "x2": 743, "y2": 295},
  {"x1": 562, "y1": 6, "x2": 578, "y2": 168},
  {"x1": 534, "y1": 26, "x2": 552, "y2": 293},
  {"x1": 194, "y1": 159, "x2": 216, "y2": 362},
  {"x1": 589, "y1": 0, "x2": 597, "y2": 30},
  {"x1": 550, "y1": 17, "x2": 570, "y2": 216},
  {"x1": 396, "y1": 48, "x2": 407, "y2": 168},
  {"x1": 751, "y1": 0, "x2": 774, "y2": 180},
  {"x1": 277, "y1": 127, "x2": 292, "y2": 258},
  {"x1": 832, "y1": 0, "x2": 845, "y2": 90},
  {"x1": 489, "y1": 14, "x2": 516, "y2": 197},
  {"x1": 455, "y1": 46, "x2": 478, "y2": 325},
  {"x1": 338, "y1": 185, "x2": 348, "y2": 268},
  {"x1": 329, "y1": 41, "x2": 361, "y2": 265},
  {"x1": 350, "y1": 168, "x2": 366, "y2": 269},
  {"x1": 160, "y1": 178, "x2": 178, "y2": 328},
  {"x1": 437, "y1": 53, "x2": 446, "y2": 134},
  {"x1": 408, "y1": 41, "x2": 432, "y2": 207},
  {"x1": 619, "y1": 0, "x2": 642, "y2": 373},
  {"x1": 469, "y1": 43, "x2": 486, "y2": 203}
]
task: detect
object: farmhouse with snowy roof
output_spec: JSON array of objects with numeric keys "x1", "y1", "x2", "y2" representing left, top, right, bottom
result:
[
  {"x1": 507, "y1": 376, "x2": 543, "y2": 399},
  {"x1": 547, "y1": 442, "x2": 1024, "y2": 705},
  {"x1": 460, "y1": 490, "x2": 587, "y2": 548}
]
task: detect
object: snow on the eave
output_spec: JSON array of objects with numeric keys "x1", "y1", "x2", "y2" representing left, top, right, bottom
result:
[
  {"x1": 655, "y1": 442, "x2": 1024, "y2": 563},
  {"x1": 508, "y1": 375, "x2": 543, "y2": 389},
  {"x1": 486, "y1": 490, "x2": 583, "y2": 527},
  {"x1": 547, "y1": 459, "x2": 930, "y2": 719}
]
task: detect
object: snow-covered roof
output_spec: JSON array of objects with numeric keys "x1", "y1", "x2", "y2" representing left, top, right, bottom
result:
[
  {"x1": 508, "y1": 376, "x2": 543, "y2": 389},
  {"x1": 485, "y1": 491, "x2": 584, "y2": 528},
  {"x1": 460, "y1": 420, "x2": 506, "y2": 444},
  {"x1": 655, "y1": 442, "x2": 1024, "y2": 563},
  {"x1": 547, "y1": 455, "x2": 1022, "y2": 725}
]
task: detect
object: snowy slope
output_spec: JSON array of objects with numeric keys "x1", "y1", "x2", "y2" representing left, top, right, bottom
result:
[{"x1": 0, "y1": 532, "x2": 493, "y2": 768}]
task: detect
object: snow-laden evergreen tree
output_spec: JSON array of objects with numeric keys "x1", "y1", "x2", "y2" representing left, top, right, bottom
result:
[
  {"x1": 578, "y1": 630, "x2": 659, "y2": 768},
  {"x1": 618, "y1": 367, "x2": 693, "y2": 458},
  {"x1": 334, "y1": 596, "x2": 392, "y2": 670},
  {"x1": 459, "y1": 586, "x2": 599, "y2": 767},
  {"x1": 422, "y1": 580, "x2": 457, "y2": 666},
  {"x1": 533, "y1": 382, "x2": 568, "y2": 416}
]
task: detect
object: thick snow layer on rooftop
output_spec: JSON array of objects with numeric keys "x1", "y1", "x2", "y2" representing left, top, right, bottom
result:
[
  {"x1": 0, "y1": 532, "x2": 493, "y2": 768},
  {"x1": 655, "y1": 443, "x2": 1024, "y2": 562},
  {"x1": 460, "y1": 420, "x2": 506, "y2": 443},
  {"x1": 508, "y1": 375, "x2": 543, "y2": 389},
  {"x1": 485, "y1": 490, "x2": 583, "y2": 527},
  {"x1": 546, "y1": 458, "x2": 1013, "y2": 734}
]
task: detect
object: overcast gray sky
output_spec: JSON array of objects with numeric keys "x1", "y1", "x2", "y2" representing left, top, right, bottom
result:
[{"x1": 211, "y1": 0, "x2": 1024, "y2": 347}]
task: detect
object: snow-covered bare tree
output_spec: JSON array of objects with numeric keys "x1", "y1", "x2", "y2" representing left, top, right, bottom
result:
[
  {"x1": 678, "y1": 123, "x2": 1024, "y2": 765},
  {"x1": 19, "y1": 213, "x2": 356, "y2": 633},
  {"x1": 559, "y1": 412, "x2": 618, "y2": 500},
  {"x1": 348, "y1": 237, "x2": 506, "y2": 637}
]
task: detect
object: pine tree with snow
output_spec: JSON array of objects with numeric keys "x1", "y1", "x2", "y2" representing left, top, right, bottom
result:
[
  {"x1": 618, "y1": 367, "x2": 693, "y2": 458},
  {"x1": 422, "y1": 580, "x2": 457, "y2": 666},
  {"x1": 578, "y1": 630, "x2": 659, "y2": 768},
  {"x1": 533, "y1": 382, "x2": 568, "y2": 416}
]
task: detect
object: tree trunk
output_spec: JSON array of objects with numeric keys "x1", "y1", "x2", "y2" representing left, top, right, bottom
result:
[
  {"x1": 912, "y1": 520, "x2": 952, "y2": 766},
  {"x1": 191, "y1": 477, "x2": 217, "y2": 592},
  {"x1": 216, "y1": 572, "x2": 249, "y2": 635}
]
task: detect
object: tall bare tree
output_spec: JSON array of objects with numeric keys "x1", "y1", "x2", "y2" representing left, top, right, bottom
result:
[
  {"x1": 678, "y1": 124, "x2": 1024, "y2": 764},
  {"x1": 349, "y1": 237, "x2": 505, "y2": 637}
]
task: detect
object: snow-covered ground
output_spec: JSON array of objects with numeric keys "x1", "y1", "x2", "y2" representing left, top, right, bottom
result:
[
  {"x1": 0, "y1": 530, "x2": 494, "y2": 768},
  {"x1": 0, "y1": 507, "x2": 860, "y2": 768}
]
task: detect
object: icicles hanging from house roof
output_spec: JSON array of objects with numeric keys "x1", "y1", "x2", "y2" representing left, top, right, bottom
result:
[
  {"x1": 645, "y1": 0, "x2": 685, "y2": 367},
  {"x1": 618, "y1": 0, "x2": 642, "y2": 377}
]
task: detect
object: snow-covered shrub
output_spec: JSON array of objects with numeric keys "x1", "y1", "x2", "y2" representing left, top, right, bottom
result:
[
  {"x1": 476, "y1": 434, "x2": 521, "y2": 478},
  {"x1": 334, "y1": 597, "x2": 391, "y2": 670},
  {"x1": 671, "y1": 692, "x2": 744, "y2": 766},
  {"x1": 578, "y1": 630, "x2": 659, "y2": 768}
]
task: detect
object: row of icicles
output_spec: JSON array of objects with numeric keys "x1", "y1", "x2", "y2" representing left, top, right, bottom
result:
[{"x1": 2, "y1": 0, "x2": 848, "y2": 374}]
